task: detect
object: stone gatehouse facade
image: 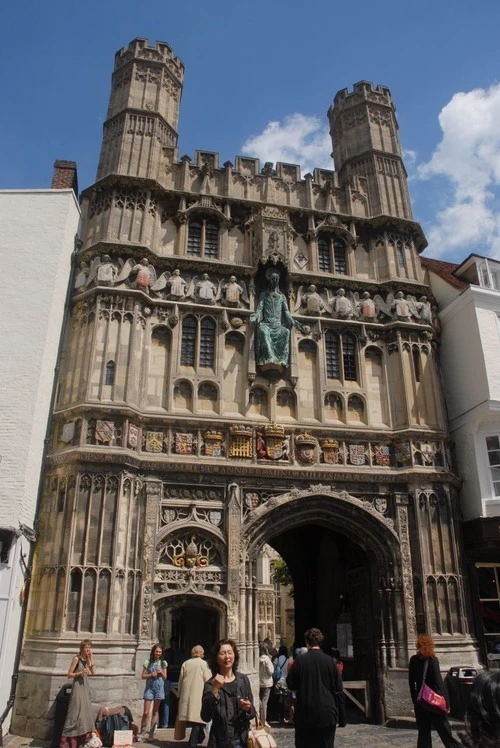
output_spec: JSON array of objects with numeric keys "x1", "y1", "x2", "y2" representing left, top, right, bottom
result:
[{"x1": 12, "y1": 38, "x2": 479, "y2": 737}]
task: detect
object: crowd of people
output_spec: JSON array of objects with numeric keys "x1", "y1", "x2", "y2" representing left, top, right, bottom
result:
[{"x1": 57, "y1": 632, "x2": 500, "y2": 748}]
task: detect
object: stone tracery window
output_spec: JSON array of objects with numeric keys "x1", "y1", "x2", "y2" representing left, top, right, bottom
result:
[
  {"x1": 105, "y1": 360, "x2": 115, "y2": 386},
  {"x1": 200, "y1": 317, "x2": 216, "y2": 367},
  {"x1": 181, "y1": 315, "x2": 216, "y2": 369},
  {"x1": 187, "y1": 217, "x2": 219, "y2": 258},
  {"x1": 325, "y1": 331, "x2": 357, "y2": 381},
  {"x1": 180, "y1": 316, "x2": 197, "y2": 366},
  {"x1": 317, "y1": 235, "x2": 347, "y2": 274}
]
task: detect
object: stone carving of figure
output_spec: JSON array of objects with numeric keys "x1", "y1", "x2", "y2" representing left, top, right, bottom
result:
[
  {"x1": 392, "y1": 291, "x2": 412, "y2": 321},
  {"x1": 196, "y1": 273, "x2": 217, "y2": 303},
  {"x1": 416, "y1": 295, "x2": 433, "y2": 324},
  {"x1": 334, "y1": 288, "x2": 355, "y2": 318},
  {"x1": 131, "y1": 257, "x2": 155, "y2": 293},
  {"x1": 167, "y1": 269, "x2": 187, "y2": 299},
  {"x1": 302, "y1": 285, "x2": 325, "y2": 315},
  {"x1": 97, "y1": 254, "x2": 118, "y2": 286},
  {"x1": 74, "y1": 261, "x2": 89, "y2": 291},
  {"x1": 223, "y1": 276, "x2": 245, "y2": 307},
  {"x1": 358, "y1": 291, "x2": 377, "y2": 320},
  {"x1": 250, "y1": 268, "x2": 302, "y2": 372}
]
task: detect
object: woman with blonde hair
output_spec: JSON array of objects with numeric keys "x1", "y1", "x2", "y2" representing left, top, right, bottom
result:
[
  {"x1": 59, "y1": 640, "x2": 96, "y2": 748},
  {"x1": 408, "y1": 634, "x2": 459, "y2": 747}
]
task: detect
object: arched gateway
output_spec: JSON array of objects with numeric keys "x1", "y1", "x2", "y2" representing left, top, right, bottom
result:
[{"x1": 241, "y1": 485, "x2": 413, "y2": 722}]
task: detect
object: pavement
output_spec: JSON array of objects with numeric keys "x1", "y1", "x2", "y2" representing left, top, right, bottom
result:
[{"x1": 2, "y1": 718, "x2": 466, "y2": 748}]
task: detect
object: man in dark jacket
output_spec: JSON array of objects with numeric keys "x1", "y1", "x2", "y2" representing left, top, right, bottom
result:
[{"x1": 287, "y1": 628, "x2": 343, "y2": 748}]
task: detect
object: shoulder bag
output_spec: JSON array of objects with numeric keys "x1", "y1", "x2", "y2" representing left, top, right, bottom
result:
[
  {"x1": 247, "y1": 719, "x2": 277, "y2": 748},
  {"x1": 416, "y1": 658, "x2": 448, "y2": 714}
]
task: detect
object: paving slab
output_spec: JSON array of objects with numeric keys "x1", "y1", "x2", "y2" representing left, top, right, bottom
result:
[{"x1": 3, "y1": 721, "x2": 466, "y2": 748}]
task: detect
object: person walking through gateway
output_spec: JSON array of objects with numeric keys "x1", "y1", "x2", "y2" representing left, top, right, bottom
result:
[
  {"x1": 176, "y1": 645, "x2": 212, "y2": 748},
  {"x1": 408, "y1": 634, "x2": 459, "y2": 748},
  {"x1": 258, "y1": 642, "x2": 274, "y2": 727},
  {"x1": 286, "y1": 628, "x2": 343, "y2": 748}
]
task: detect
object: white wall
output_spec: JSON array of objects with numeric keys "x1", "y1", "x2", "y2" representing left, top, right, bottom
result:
[
  {"x1": 0, "y1": 189, "x2": 80, "y2": 730},
  {"x1": 433, "y1": 277, "x2": 500, "y2": 523}
]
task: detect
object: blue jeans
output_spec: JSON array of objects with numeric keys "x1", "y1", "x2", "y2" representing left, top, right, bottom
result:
[{"x1": 158, "y1": 681, "x2": 171, "y2": 727}]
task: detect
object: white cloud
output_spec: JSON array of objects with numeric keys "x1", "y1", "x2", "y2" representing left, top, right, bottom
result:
[
  {"x1": 418, "y1": 84, "x2": 500, "y2": 259},
  {"x1": 241, "y1": 114, "x2": 332, "y2": 176}
]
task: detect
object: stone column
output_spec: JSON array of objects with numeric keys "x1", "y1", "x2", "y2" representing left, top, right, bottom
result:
[
  {"x1": 136, "y1": 479, "x2": 162, "y2": 672},
  {"x1": 394, "y1": 492, "x2": 417, "y2": 659},
  {"x1": 227, "y1": 482, "x2": 242, "y2": 643}
]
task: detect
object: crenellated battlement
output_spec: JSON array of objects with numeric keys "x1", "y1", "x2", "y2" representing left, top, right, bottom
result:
[
  {"x1": 331, "y1": 80, "x2": 394, "y2": 112},
  {"x1": 114, "y1": 37, "x2": 185, "y2": 82}
]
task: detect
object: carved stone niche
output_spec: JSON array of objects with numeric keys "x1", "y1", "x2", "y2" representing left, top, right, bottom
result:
[{"x1": 251, "y1": 206, "x2": 294, "y2": 267}]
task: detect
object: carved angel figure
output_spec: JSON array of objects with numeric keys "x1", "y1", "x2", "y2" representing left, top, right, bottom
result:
[
  {"x1": 222, "y1": 276, "x2": 248, "y2": 307},
  {"x1": 138, "y1": 268, "x2": 188, "y2": 299},
  {"x1": 195, "y1": 273, "x2": 217, "y2": 304},
  {"x1": 295, "y1": 284, "x2": 327, "y2": 315},
  {"x1": 371, "y1": 291, "x2": 418, "y2": 321},
  {"x1": 115, "y1": 257, "x2": 157, "y2": 293},
  {"x1": 333, "y1": 288, "x2": 355, "y2": 318},
  {"x1": 85, "y1": 254, "x2": 119, "y2": 288},
  {"x1": 416, "y1": 295, "x2": 433, "y2": 324},
  {"x1": 357, "y1": 291, "x2": 377, "y2": 320},
  {"x1": 74, "y1": 261, "x2": 89, "y2": 291},
  {"x1": 392, "y1": 291, "x2": 412, "y2": 320}
]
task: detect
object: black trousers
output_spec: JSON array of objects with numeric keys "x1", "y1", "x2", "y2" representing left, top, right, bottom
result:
[
  {"x1": 415, "y1": 704, "x2": 459, "y2": 748},
  {"x1": 295, "y1": 724, "x2": 336, "y2": 748}
]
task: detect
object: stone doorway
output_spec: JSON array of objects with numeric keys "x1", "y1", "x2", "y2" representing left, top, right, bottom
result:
[{"x1": 155, "y1": 596, "x2": 222, "y2": 657}]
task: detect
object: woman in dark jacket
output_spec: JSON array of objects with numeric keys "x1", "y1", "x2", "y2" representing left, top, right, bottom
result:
[
  {"x1": 201, "y1": 638, "x2": 256, "y2": 748},
  {"x1": 408, "y1": 634, "x2": 459, "y2": 748}
]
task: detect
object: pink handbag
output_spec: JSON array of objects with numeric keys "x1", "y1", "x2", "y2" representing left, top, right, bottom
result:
[{"x1": 417, "y1": 659, "x2": 448, "y2": 714}]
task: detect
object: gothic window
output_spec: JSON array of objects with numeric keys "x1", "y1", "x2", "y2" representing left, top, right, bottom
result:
[
  {"x1": 325, "y1": 330, "x2": 340, "y2": 378},
  {"x1": 181, "y1": 315, "x2": 216, "y2": 370},
  {"x1": 412, "y1": 346, "x2": 421, "y2": 382},
  {"x1": 199, "y1": 318, "x2": 216, "y2": 367},
  {"x1": 317, "y1": 235, "x2": 347, "y2": 275},
  {"x1": 342, "y1": 333, "x2": 357, "y2": 380},
  {"x1": 105, "y1": 360, "x2": 115, "y2": 386},
  {"x1": 325, "y1": 330, "x2": 357, "y2": 382},
  {"x1": 187, "y1": 217, "x2": 219, "y2": 258},
  {"x1": 396, "y1": 241, "x2": 405, "y2": 268},
  {"x1": 180, "y1": 316, "x2": 197, "y2": 366},
  {"x1": 486, "y1": 436, "x2": 500, "y2": 496}
]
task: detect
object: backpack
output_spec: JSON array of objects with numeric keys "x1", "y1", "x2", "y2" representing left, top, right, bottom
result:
[
  {"x1": 96, "y1": 712, "x2": 130, "y2": 747},
  {"x1": 273, "y1": 656, "x2": 287, "y2": 683}
]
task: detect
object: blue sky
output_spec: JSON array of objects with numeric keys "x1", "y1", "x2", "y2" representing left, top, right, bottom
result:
[{"x1": 2, "y1": 0, "x2": 500, "y2": 261}]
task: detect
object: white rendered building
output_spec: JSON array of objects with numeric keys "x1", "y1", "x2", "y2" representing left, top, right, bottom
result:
[
  {"x1": 0, "y1": 165, "x2": 80, "y2": 732},
  {"x1": 424, "y1": 254, "x2": 500, "y2": 666}
]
